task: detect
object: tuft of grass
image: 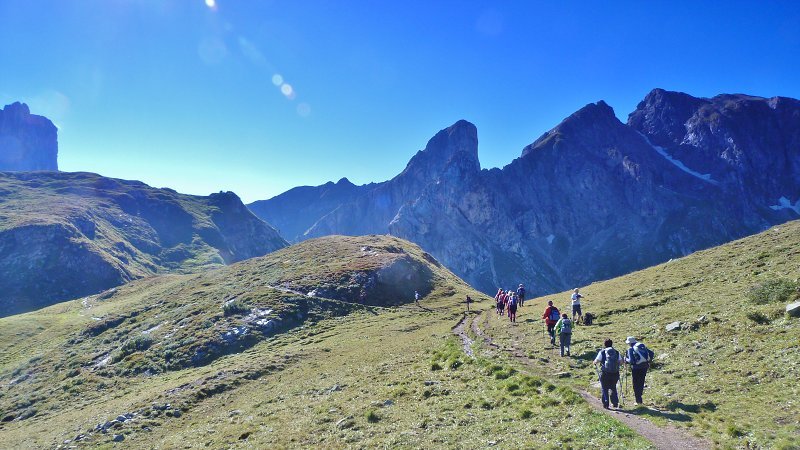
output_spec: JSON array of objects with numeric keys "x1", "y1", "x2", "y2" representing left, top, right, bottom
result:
[
  {"x1": 222, "y1": 299, "x2": 251, "y2": 316},
  {"x1": 746, "y1": 279, "x2": 799, "y2": 305},
  {"x1": 365, "y1": 409, "x2": 381, "y2": 423}
]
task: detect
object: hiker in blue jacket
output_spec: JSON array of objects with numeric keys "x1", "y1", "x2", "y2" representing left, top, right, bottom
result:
[
  {"x1": 624, "y1": 336, "x2": 655, "y2": 405},
  {"x1": 594, "y1": 338, "x2": 622, "y2": 409}
]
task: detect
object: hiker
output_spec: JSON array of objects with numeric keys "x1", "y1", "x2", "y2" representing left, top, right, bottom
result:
[
  {"x1": 624, "y1": 336, "x2": 655, "y2": 405},
  {"x1": 554, "y1": 313, "x2": 572, "y2": 356},
  {"x1": 415, "y1": 290, "x2": 420, "y2": 305},
  {"x1": 508, "y1": 293, "x2": 517, "y2": 323},
  {"x1": 507, "y1": 291, "x2": 514, "y2": 318},
  {"x1": 517, "y1": 284, "x2": 526, "y2": 307},
  {"x1": 594, "y1": 339, "x2": 622, "y2": 409},
  {"x1": 496, "y1": 290, "x2": 505, "y2": 316},
  {"x1": 571, "y1": 288, "x2": 583, "y2": 323},
  {"x1": 465, "y1": 295, "x2": 472, "y2": 312},
  {"x1": 541, "y1": 301, "x2": 560, "y2": 346}
]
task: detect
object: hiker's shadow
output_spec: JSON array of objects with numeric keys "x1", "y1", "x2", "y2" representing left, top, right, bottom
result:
[
  {"x1": 573, "y1": 350, "x2": 597, "y2": 362},
  {"x1": 623, "y1": 401, "x2": 715, "y2": 422}
]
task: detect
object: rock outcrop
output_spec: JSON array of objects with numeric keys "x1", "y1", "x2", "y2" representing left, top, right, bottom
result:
[
  {"x1": 249, "y1": 90, "x2": 800, "y2": 295},
  {"x1": 0, "y1": 172, "x2": 288, "y2": 316},
  {"x1": 0, "y1": 102, "x2": 58, "y2": 171}
]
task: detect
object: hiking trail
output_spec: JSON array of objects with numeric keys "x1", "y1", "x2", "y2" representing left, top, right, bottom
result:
[{"x1": 457, "y1": 309, "x2": 711, "y2": 450}]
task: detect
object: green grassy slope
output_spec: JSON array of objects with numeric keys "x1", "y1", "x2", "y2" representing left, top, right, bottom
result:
[
  {"x1": 480, "y1": 220, "x2": 800, "y2": 449},
  {"x1": 0, "y1": 235, "x2": 650, "y2": 449},
  {"x1": 0, "y1": 171, "x2": 288, "y2": 316}
]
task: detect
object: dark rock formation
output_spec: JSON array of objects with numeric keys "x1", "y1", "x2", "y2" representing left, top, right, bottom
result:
[
  {"x1": 249, "y1": 90, "x2": 800, "y2": 296},
  {"x1": 0, "y1": 172, "x2": 288, "y2": 316},
  {"x1": 0, "y1": 102, "x2": 58, "y2": 171}
]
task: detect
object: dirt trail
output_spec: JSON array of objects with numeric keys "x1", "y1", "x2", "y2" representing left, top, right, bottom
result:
[
  {"x1": 462, "y1": 310, "x2": 711, "y2": 450},
  {"x1": 452, "y1": 314, "x2": 474, "y2": 358}
]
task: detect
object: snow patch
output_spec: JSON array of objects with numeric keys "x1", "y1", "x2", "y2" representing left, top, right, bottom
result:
[
  {"x1": 546, "y1": 234, "x2": 555, "y2": 245},
  {"x1": 638, "y1": 133, "x2": 719, "y2": 185},
  {"x1": 769, "y1": 196, "x2": 800, "y2": 215}
]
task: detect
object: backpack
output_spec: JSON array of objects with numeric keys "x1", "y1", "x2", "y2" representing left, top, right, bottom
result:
[
  {"x1": 548, "y1": 307, "x2": 560, "y2": 322},
  {"x1": 601, "y1": 348, "x2": 619, "y2": 373},
  {"x1": 517, "y1": 287, "x2": 525, "y2": 297},
  {"x1": 632, "y1": 343, "x2": 654, "y2": 364},
  {"x1": 560, "y1": 318, "x2": 572, "y2": 334},
  {"x1": 509, "y1": 296, "x2": 517, "y2": 307},
  {"x1": 583, "y1": 312, "x2": 594, "y2": 325}
]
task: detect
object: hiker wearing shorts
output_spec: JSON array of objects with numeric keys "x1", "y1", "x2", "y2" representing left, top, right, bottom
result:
[
  {"x1": 516, "y1": 284, "x2": 526, "y2": 307},
  {"x1": 571, "y1": 288, "x2": 583, "y2": 323},
  {"x1": 624, "y1": 336, "x2": 655, "y2": 405},
  {"x1": 554, "y1": 313, "x2": 572, "y2": 356},
  {"x1": 542, "y1": 301, "x2": 560, "y2": 346},
  {"x1": 594, "y1": 339, "x2": 622, "y2": 409}
]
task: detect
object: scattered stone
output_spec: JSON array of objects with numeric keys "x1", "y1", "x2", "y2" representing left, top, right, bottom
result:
[
  {"x1": 335, "y1": 418, "x2": 354, "y2": 429},
  {"x1": 424, "y1": 380, "x2": 440, "y2": 386},
  {"x1": 229, "y1": 410, "x2": 241, "y2": 417},
  {"x1": 553, "y1": 372, "x2": 571, "y2": 378},
  {"x1": 786, "y1": 301, "x2": 800, "y2": 318},
  {"x1": 383, "y1": 399, "x2": 394, "y2": 407},
  {"x1": 665, "y1": 321, "x2": 682, "y2": 332},
  {"x1": 325, "y1": 384, "x2": 342, "y2": 394},
  {"x1": 697, "y1": 315, "x2": 708, "y2": 324},
  {"x1": 115, "y1": 415, "x2": 127, "y2": 423},
  {"x1": 657, "y1": 353, "x2": 669, "y2": 360},
  {"x1": 112, "y1": 434, "x2": 124, "y2": 442},
  {"x1": 693, "y1": 361, "x2": 701, "y2": 367}
]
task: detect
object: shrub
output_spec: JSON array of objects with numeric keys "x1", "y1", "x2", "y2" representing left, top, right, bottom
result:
[
  {"x1": 223, "y1": 299, "x2": 251, "y2": 316},
  {"x1": 726, "y1": 424, "x2": 746, "y2": 437},
  {"x1": 365, "y1": 409, "x2": 380, "y2": 423},
  {"x1": 746, "y1": 279, "x2": 799, "y2": 305},
  {"x1": 519, "y1": 409, "x2": 533, "y2": 419},
  {"x1": 746, "y1": 311, "x2": 770, "y2": 325}
]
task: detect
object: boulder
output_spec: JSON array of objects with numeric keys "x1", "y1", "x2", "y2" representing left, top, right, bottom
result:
[
  {"x1": 112, "y1": 434, "x2": 124, "y2": 442},
  {"x1": 787, "y1": 301, "x2": 800, "y2": 318},
  {"x1": 665, "y1": 321, "x2": 682, "y2": 332}
]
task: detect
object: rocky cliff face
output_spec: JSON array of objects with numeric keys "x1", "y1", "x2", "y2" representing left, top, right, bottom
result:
[
  {"x1": 249, "y1": 89, "x2": 800, "y2": 295},
  {"x1": 0, "y1": 172, "x2": 288, "y2": 316},
  {"x1": 0, "y1": 102, "x2": 58, "y2": 171}
]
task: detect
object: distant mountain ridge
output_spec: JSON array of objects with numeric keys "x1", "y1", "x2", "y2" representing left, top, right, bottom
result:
[
  {"x1": 0, "y1": 171, "x2": 288, "y2": 316},
  {"x1": 0, "y1": 102, "x2": 58, "y2": 171},
  {"x1": 248, "y1": 89, "x2": 800, "y2": 295}
]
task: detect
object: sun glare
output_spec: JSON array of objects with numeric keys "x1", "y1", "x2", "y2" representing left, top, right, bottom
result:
[{"x1": 205, "y1": 0, "x2": 216, "y2": 10}]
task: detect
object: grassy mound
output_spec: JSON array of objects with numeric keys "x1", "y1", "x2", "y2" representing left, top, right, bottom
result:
[{"x1": 481, "y1": 220, "x2": 800, "y2": 449}]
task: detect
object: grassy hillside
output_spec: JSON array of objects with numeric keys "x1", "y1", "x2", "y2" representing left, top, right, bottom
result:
[
  {"x1": 0, "y1": 235, "x2": 651, "y2": 449},
  {"x1": 477, "y1": 220, "x2": 800, "y2": 449},
  {"x1": 0, "y1": 171, "x2": 287, "y2": 316}
]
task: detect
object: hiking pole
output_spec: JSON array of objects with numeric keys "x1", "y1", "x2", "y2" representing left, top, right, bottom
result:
[{"x1": 619, "y1": 366, "x2": 626, "y2": 408}]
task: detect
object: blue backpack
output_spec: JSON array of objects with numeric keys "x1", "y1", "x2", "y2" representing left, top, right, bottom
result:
[
  {"x1": 548, "y1": 307, "x2": 560, "y2": 322},
  {"x1": 601, "y1": 348, "x2": 620, "y2": 373}
]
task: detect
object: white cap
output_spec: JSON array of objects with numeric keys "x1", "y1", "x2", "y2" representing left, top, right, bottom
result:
[{"x1": 625, "y1": 336, "x2": 637, "y2": 344}]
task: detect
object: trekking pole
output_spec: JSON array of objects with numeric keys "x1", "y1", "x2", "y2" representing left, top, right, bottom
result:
[{"x1": 619, "y1": 366, "x2": 626, "y2": 408}]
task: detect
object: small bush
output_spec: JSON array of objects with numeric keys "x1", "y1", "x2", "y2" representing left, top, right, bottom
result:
[
  {"x1": 365, "y1": 409, "x2": 380, "y2": 423},
  {"x1": 430, "y1": 362, "x2": 442, "y2": 371},
  {"x1": 746, "y1": 311, "x2": 771, "y2": 325},
  {"x1": 746, "y1": 279, "x2": 799, "y2": 305},
  {"x1": 223, "y1": 299, "x2": 251, "y2": 316},
  {"x1": 519, "y1": 409, "x2": 533, "y2": 419},
  {"x1": 726, "y1": 424, "x2": 746, "y2": 437}
]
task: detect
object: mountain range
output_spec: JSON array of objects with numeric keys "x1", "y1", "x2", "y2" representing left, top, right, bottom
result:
[
  {"x1": 249, "y1": 89, "x2": 800, "y2": 295},
  {"x1": 0, "y1": 102, "x2": 58, "y2": 172}
]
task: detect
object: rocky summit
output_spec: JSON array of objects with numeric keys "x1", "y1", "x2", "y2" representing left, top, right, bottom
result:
[
  {"x1": 249, "y1": 89, "x2": 800, "y2": 295},
  {"x1": 0, "y1": 171, "x2": 288, "y2": 316},
  {"x1": 0, "y1": 102, "x2": 58, "y2": 172}
]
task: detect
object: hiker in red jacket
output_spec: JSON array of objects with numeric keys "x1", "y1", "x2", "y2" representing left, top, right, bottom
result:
[{"x1": 542, "y1": 300, "x2": 560, "y2": 346}]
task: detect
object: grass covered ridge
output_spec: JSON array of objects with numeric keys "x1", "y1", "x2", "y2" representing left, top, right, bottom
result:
[{"x1": 480, "y1": 220, "x2": 800, "y2": 449}]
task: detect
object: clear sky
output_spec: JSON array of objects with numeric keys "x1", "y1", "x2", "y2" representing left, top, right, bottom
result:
[{"x1": 1, "y1": 1, "x2": 799, "y2": 202}]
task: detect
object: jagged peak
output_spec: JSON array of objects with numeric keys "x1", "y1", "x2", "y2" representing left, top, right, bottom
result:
[
  {"x1": 336, "y1": 177, "x2": 354, "y2": 186},
  {"x1": 2, "y1": 101, "x2": 31, "y2": 116},
  {"x1": 521, "y1": 101, "x2": 620, "y2": 157},
  {"x1": 401, "y1": 119, "x2": 480, "y2": 176}
]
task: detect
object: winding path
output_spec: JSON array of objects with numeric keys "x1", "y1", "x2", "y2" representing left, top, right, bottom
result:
[{"x1": 455, "y1": 310, "x2": 711, "y2": 450}]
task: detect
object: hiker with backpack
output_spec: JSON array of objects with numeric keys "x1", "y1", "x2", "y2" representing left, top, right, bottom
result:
[
  {"x1": 517, "y1": 284, "x2": 526, "y2": 307},
  {"x1": 465, "y1": 295, "x2": 472, "y2": 312},
  {"x1": 541, "y1": 301, "x2": 560, "y2": 346},
  {"x1": 624, "y1": 336, "x2": 655, "y2": 405},
  {"x1": 508, "y1": 293, "x2": 518, "y2": 323},
  {"x1": 554, "y1": 313, "x2": 573, "y2": 356},
  {"x1": 594, "y1": 338, "x2": 622, "y2": 409},
  {"x1": 571, "y1": 288, "x2": 584, "y2": 323},
  {"x1": 415, "y1": 290, "x2": 420, "y2": 305},
  {"x1": 496, "y1": 289, "x2": 505, "y2": 316}
]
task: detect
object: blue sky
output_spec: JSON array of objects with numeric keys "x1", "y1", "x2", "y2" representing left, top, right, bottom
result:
[{"x1": 1, "y1": 1, "x2": 799, "y2": 202}]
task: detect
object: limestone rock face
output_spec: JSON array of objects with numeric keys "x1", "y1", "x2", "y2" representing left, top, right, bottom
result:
[
  {"x1": 0, "y1": 102, "x2": 58, "y2": 171},
  {"x1": 0, "y1": 172, "x2": 287, "y2": 316},
  {"x1": 249, "y1": 90, "x2": 800, "y2": 296}
]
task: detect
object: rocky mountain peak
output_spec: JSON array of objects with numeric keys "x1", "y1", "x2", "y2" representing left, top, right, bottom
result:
[
  {"x1": 628, "y1": 89, "x2": 708, "y2": 147},
  {"x1": 0, "y1": 102, "x2": 59, "y2": 171},
  {"x1": 522, "y1": 100, "x2": 621, "y2": 157},
  {"x1": 402, "y1": 119, "x2": 480, "y2": 178}
]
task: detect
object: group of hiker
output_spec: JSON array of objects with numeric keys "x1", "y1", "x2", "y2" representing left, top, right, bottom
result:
[
  {"x1": 494, "y1": 284, "x2": 526, "y2": 322},
  {"x1": 491, "y1": 286, "x2": 655, "y2": 408}
]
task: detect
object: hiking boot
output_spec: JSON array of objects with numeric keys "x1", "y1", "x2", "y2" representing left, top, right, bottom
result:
[
  {"x1": 566, "y1": 351, "x2": 570, "y2": 356},
  {"x1": 612, "y1": 404, "x2": 618, "y2": 409}
]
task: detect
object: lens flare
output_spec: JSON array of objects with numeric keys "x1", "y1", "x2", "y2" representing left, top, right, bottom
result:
[
  {"x1": 280, "y1": 83, "x2": 294, "y2": 97},
  {"x1": 297, "y1": 103, "x2": 311, "y2": 117},
  {"x1": 271, "y1": 74, "x2": 283, "y2": 86},
  {"x1": 205, "y1": 0, "x2": 216, "y2": 9}
]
